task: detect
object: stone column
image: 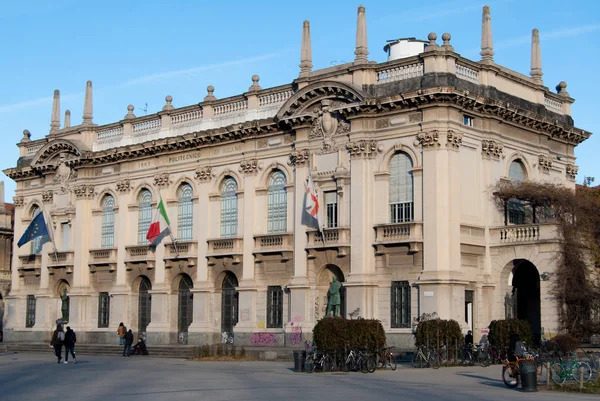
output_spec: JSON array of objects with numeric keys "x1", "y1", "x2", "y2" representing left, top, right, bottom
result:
[{"x1": 346, "y1": 139, "x2": 380, "y2": 318}]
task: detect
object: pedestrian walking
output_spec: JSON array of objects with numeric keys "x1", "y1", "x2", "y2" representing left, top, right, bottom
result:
[
  {"x1": 117, "y1": 322, "x2": 126, "y2": 345},
  {"x1": 50, "y1": 324, "x2": 65, "y2": 363},
  {"x1": 64, "y1": 326, "x2": 77, "y2": 364},
  {"x1": 123, "y1": 329, "x2": 134, "y2": 357}
]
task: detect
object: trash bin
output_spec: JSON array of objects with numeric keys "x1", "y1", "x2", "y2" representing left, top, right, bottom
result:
[
  {"x1": 518, "y1": 359, "x2": 538, "y2": 392},
  {"x1": 293, "y1": 350, "x2": 306, "y2": 372}
]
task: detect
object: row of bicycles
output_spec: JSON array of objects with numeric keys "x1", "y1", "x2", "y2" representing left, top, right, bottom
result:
[
  {"x1": 304, "y1": 344, "x2": 397, "y2": 373},
  {"x1": 411, "y1": 343, "x2": 506, "y2": 368},
  {"x1": 502, "y1": 347, "x2": 600, "y2": 387}
]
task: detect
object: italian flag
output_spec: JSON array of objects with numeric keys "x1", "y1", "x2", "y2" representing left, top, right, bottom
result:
[{"x1": 146, "y1": 197, "x2": 171, "y2": 246}]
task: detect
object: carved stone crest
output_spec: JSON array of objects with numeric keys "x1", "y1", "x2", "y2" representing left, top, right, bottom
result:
[
  {"x1": 42, "y1": 191, "x2": 54, "y2": 204},
  {"x1": 288, "y1": 149, "x2": 310, "y2": 166},
  {"x1": 566, "y1": 164, "x2": 578, "y2": 180},
  {"x1": 13, "y1": 196, "x2": 24, "y2": 207},
  {"x1": 239, "y1": 158, "x2": 259, "y2": 175},
  {"x1": 195, "y1": 166, "x2": 213, "y2": 182},
  {"x1": 414, "y1": 131, "x2": 440, "y2": 149},
  {"x1": 153, "y1": 173, "x2": 170, "y2": 188},
  {"x1": 73, "y1": 185, "x2": 95, "y2": 198},
  {"x1": 346, "y1": 140, "x2": 381, "y2": 159},
  {"x1": 53, "y1": 156, "x2": 76, "y2": 194},
  {"x1": 309, "y1": 100, "x2": 351, "y2": 154},
  {"x1": 446, "y1": 130, "x2": 463, "y2": 150},
  {"x1": 481, "y1": 140, "x2": 504, "y2": 159},
  {"x1": 116, "y1": 179, "x2": 131, "y2": 193},
  {"x1": 538, "y1": 155, "x2": 553, "y2": 173}
]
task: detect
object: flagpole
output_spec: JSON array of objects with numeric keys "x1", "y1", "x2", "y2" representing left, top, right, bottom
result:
[
  {"x1": 307, "y1": 155, "x2": 325, "y2": 246},
  {"x1": 159, "y1": 191, "x2": 179, "y2": 257},
  {"x1": 41, "y1": 203, "x2": 59, "y2": 262}
]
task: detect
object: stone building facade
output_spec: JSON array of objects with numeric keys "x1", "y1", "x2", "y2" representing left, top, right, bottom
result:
[
  {"x1": 3, "y1": 6, "x2": 590, "y2": 346},
  {"x1": 0, "y1": 181, "x2": 15, "y2": 341}
]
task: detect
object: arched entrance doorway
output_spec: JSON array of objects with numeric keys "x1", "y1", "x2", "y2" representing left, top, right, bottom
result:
[
  {"x1": 317, "y1": 265, "x2": 346, "y2": 319},
  {"x1": 221, "y1": 272, "x2": 238, "y2": 342},
  {"x1": 510, "y1": 260, "x2": 541, "y2": 344},
  {"x1": 177, "y1": 275, "x2": 193, "y2": 344},
  {"x1": 138, "y1": 277, "x2": 152, "y2": 335}
]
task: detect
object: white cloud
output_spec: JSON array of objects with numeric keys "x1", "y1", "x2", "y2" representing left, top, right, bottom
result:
[{"x1": 495, "y1": 24, "x2": 600, "y2": 50}]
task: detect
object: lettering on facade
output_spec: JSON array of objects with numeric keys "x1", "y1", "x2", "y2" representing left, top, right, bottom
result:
[
  {"x1": 138, "y1": 160, "x2": 153, "y2": 169},
  {"x1": 212, "y1": 145, "x2": 243, "y2": 157},
  {"x1": 168, "y1": 152, "x2": 201, "y2": 164}
]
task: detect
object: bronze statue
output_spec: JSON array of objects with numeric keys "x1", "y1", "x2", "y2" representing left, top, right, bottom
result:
[
  {"x1": 60, "y1": 288, "x2": 69, "y2": 323},
  {"x1": 326, "y1": 277, "x2": 342, "y2": 317}
]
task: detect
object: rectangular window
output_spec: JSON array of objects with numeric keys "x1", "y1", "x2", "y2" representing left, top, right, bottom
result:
[
  {"x1": 98, "y1": 292, "x2": 110, "y2": 328},
  {"x1": 266, "y1": 286, "x2": 283, "y2": 328},
  {"x1": 61, "y1": 222, "x2": 70, "y2": 251},
  {"x1": 26, "y1": 295, "x2": 36, "y2": 328},
  {"x1": 465, "y1": 290, "x2": 474, "y2": 331},
  {"x1": 390, "y1": 202, "x2": 413, "y2": 223},
  {"x1": 390, "y1": 281, "x2": 411, "y2": 328},
  {"x1": 325, "y1": 191, "x2": 338, "y2": 228},
  {"x1": 506, "y1": 199, "x2": 534, "y2": 225},
  {"x1": 463, "y1": 115, "x2": 474, "y2": 127}
]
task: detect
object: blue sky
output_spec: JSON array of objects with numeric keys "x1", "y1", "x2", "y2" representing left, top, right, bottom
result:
[{"x1": 1, "y1": 0, "x2": 598, "y2": 201}]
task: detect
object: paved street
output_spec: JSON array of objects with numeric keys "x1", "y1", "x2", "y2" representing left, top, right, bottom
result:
[{"x1": 0, "y1": 352, "x2": 595, "y2": 401}]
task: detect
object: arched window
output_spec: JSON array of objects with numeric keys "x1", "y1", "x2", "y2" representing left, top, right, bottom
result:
[
  {"x1": 138, "y1": 189, "x2": 152, "y2": 244},
  {"x1": 507, "y1": 159, "x2": 529, "y2": 225},
  {"x1": 389, "y1": 153, "x2": 414, "y2": 223},
  {"x1": 220, "y1": 177, "x2": 238, "y2": 238},
  {"x1": 509, "y1": 160, "x2": 527, "y2": 182},
  {"x1": 177, "y1": 183, "x2": 193, "y2": 241},
  {"x1": 267, "y1": 170, "x2": 287, "y2": 233},
  {"x1": 101, "y1": 195, "x2": 115, "y2": 248},
  {"x1": 30, "y1": 206, "x2": 43, "y2": 255}
]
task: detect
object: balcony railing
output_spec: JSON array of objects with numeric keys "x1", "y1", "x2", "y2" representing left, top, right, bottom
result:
[
  {"x1": 253, "y1": 233, "x2": 293, "y2": 262},
  {"x1": 489, "y1": 224, "x2": 559, "y2": 245},
  {"x1": 206, "y1": 237, "x2": 243, "y2": 265},
  {"x1": 125, "y1": 245, "x2": 155, "y2": 270},
  {"x1": 373, "y1": 222, "x2": 423, "y2": 253},
  {"x1": 164, "y1": 241, "x2": 198, "y2": 268},
  {"x1": 306, "y1": 228, "x2": 350, "y2": 258},
  {"x1": 47, "y1": 251, "x2": 75, "y2": 273},
  {"x1": 89, "y1": 248, "x2": 117, "y2": 273}
]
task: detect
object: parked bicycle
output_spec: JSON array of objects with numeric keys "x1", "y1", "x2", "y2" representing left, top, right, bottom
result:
[
  {"x1": 412, "y1": 345, "x2": 440, "y2": 369},
  {"x1": 377, "y1": 346, "x2": 397, "y2": 371},
  {"x1": 550, "y1": 357, "x2": 593, "y2": 384}
]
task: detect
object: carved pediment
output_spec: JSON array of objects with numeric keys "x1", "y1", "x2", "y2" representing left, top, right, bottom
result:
[
  {"x1": 274, "y1": 81, "x2": 364, "y2": 123},
  {"x1": 30, "y1": 139, "x2": 86, "y2": 168}
]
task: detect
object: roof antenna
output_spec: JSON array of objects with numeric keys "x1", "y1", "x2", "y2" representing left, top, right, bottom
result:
[{"x1": 140, "y1": 102, "x2": 148, "y2": 116}]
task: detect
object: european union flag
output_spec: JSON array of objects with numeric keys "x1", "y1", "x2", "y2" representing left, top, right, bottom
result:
[{"x1": 17, "y1": 211, "x2": 50, "y2": 248}]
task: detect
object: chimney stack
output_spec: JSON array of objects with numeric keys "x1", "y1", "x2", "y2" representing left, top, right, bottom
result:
[
  {"x1": 530, "y1": 29, "x2": 543, "y2": 84},
  {"x1": 480, "y1": 6, "x2": 494, "y2": 64},
  {"x1": 50, "y1": 89, "x2": 61, "y2": 134},
  {"x1": 82, "y1": 80, "x2": 94, "y2": 125},
  {"x1": 64, "y1": 110, "x2": 71, "y2": 128},
  {"x1": 299, "y1": 20, "x2": 313, "y2": 78},
  {"x1": 354, "y1": 5, "x2": 369, "y2": 65}
]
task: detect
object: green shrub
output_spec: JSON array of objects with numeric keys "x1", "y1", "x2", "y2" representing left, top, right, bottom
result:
[
  {"x1": 547, "y1": 334, "x2": 579, "y2": 356},
  {"x1": 488, "y1": 319, "x2": 533, "y2": 348},
  {"x1": 414, "y1": 318, "x2": 463, "y2": 348},
  {"x1": 313, "y1": 317, "x2": 386, "y2": 352}
]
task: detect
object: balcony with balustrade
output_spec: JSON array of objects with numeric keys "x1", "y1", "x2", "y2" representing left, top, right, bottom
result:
[
  {"x1": 373, "y1": 222, "x2": 423, "y2": 254},
  {"x1": 164, "y1": 241, "x2": 198, "y2": 269},
  {"x1": 47, "y1": 251, "x2": 75, "y2": 274},
  {"x1": 206, "y1": 238, "x2": 243, "y2": 266},
  {"x1": 88, "y1": 248, "x2": 117, "y2": 273},
  {"x1": 489, "y1": 223, "x2": 560, "y2": 247},
  {"x1": 125, "y1": 245, "x2": 155, "y2": 270},
  {"x1": 253, "y1": 233, "x2": 293, "y2": 263},
  {"x1": 306, "y1": 228, "x2": 351, "y2": 258},
  {"x1": 17, "y1": 254, "x2": 42, "y2": 277}
]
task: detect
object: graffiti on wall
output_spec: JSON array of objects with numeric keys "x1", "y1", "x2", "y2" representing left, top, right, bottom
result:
[{"x1": 250, "y1": 333, "x2": 277, "y2": 346}]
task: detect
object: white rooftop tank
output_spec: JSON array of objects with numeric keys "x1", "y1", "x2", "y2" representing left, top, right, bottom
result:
[{"x1": 383, "y1": 38, "x2": 428, "y2": 61}]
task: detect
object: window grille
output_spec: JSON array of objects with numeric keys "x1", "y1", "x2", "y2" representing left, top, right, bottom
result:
[
  {"x1": 390, "y1": 281, "x2": 411, "y2": 328},
  {"x1": 101, "y1": 195, "x2": 115, "y2": 248},
  {"x1": 325, "y1": 191, "x2": 338, "y2": 228},
  {"x1": 26, "y1": 295, "x2": 36, "y2": 328},
  {"x1": 220, "y1": 178, "x2": 238, "y2": 238},
  {"x1": 389, "y1": 153, "x2": 414, "y2": 223},
  {"x1": 267, "y1": 170, "x2": 287, "y2": 233},
  {"x1": 267, "y1": 286, "x2": 283, "y2": 328},
  {"x1": 98, "y1": 292, "x2": 110, "y2": 328},
  {"x1": 177, "y1": 184, "x2": 193, "y2": 241},
  {"x1": 138, "y1": 189, "x2": 152, "y2": 244}
]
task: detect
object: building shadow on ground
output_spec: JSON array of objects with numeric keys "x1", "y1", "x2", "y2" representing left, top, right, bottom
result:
[{"x1": 457, "y1": 372, "x2": 507, "y2": 389}]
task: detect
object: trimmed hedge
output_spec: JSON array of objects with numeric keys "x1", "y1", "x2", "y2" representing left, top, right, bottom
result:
[
  {"x1": 488, "y1": 319, "x2": 533, "y2": 348},
  {"x1": 312, "y1": 317, "x2": 386, "y2": 352},
  {"x1": 414, "y1": 318, "x2": 463, "y2": 347},
  {"x1": 547, "y1": 334, "x2": 579, "y2": 355}
]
